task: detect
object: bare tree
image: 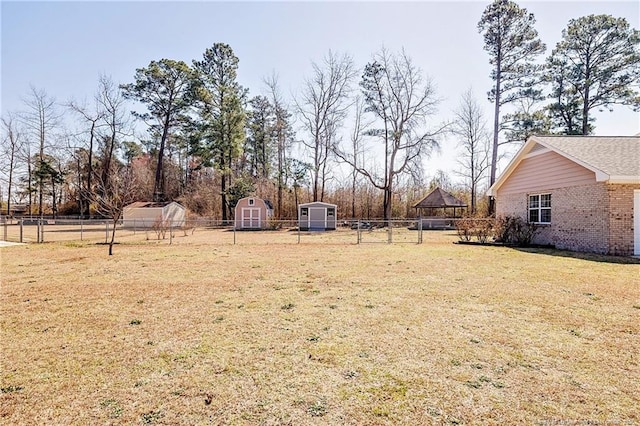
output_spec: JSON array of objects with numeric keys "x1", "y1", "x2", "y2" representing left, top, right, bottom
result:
[
  {"x1": 0, "y1": 114, "x2": 24, "y2": 216},
  {"x1": 347, "y1": 95, "x2": 370, "y2": 218},
  {"x1": 21, "y1": 86, "x2": 61, "y2": 218},
  {"x1": 89, "y1": 163, "x2": 138, "y2": 255},
  {"x1": 297, "y1": 51, "x2": 355, "y2": 202},
  {"x1": 97, "y1": 75, "x2": 131, "y2": 193},
  {"x1": 68, "y1": 90, "x2": 107, "y2": 217},
  {"x1": 336, "y1": 48, "x2": 445, "y2": 220},
  {"x1": 451, "y1": 90, "x2": 491, "y2": 215}
]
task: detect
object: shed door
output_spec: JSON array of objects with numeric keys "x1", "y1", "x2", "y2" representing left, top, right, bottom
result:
[
  {"x1": 309, "y1": 208, "x2": 326, "y2": 230},
  {"x1": 242, "y1": 208, "x2": 261, "y2": 229},
  {"x1": 634, "y1": 190, "x2": 640, "y2": 256}
]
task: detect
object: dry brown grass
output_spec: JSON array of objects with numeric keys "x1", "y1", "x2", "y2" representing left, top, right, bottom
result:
[{"x1": 1, "y1": 230, "x2": 639, "y2": 425}]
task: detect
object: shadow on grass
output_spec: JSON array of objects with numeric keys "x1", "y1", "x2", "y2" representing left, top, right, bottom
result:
[
  {"x1": 511, "y1": 246, "x2": 640, "y2": 265},
  {"x1": 455, "y1": 240, "x2": 640, "y2": 264}
]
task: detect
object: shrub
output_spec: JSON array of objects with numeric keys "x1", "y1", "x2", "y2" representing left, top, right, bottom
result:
[
  {"x1": 455, "y1": 217, "x2": 494, "y2": 243},
  {"x1": 494, "y1": 215, "x2": 538, "y2": 246},
  {"x1": 151, "y1": 217, "x2": 169, "y2": 240},
  {"x1": 455, "y1": 217, "x2": 475, "y2": 242}
]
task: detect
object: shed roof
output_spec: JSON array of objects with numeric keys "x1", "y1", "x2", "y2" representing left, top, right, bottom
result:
[
  {"x1": 488, "y1": 135, "x2": 640, "y2": 196},
  {"x1": 413, "y1": 187, "x2": 467, "y2": 208},
  {"x1": 236, "y1": 196, "x2": 274, "y2": 209},
  {"x1": 299, "y1": 202, "x2": 337, "y2": 208},
  {"x1": 125, "y1": 201, "x2": 183, "y2": 209}
]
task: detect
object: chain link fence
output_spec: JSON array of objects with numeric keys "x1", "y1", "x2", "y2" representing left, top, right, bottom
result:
[{"x1": 0, "y1": 216, "x2": 461, "y2": 245}]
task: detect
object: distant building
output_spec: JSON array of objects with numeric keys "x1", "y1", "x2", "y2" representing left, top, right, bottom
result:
[
  {"x1": 123, "y1": 201, "x2": 186, "y2": 228},
  {"x1": 298, "y1": 202, "x2": 337, "y2": 231},
  {"x1": 234, "y1": 197, "x2": 274, "y2": 229}
]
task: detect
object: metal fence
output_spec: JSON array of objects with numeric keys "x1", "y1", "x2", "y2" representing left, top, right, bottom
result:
[{"x1": 0, "y1": 217, "x2": 460, "y2": 245}]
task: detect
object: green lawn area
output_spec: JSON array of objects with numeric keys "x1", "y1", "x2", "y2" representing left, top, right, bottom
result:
[{"x1": 1, "y1": 230, "x2": 639, "y2": 425}]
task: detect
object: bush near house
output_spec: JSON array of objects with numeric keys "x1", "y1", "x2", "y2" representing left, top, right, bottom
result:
[{"x1": 455, "y1": 215, "x2": 538, "y2": 246}]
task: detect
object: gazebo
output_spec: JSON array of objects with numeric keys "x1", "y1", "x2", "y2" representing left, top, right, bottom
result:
[{"x1": 412, "y1": 187, "x2": 467, "y2": 228}]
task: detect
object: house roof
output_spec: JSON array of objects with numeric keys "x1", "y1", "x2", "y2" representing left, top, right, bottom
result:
[
  {"x1": 413, "y1": 187, "x2": 467, "y2": 209},
  {"x1": 488, "y1": 135, "x2": 640, "y2": 196}
]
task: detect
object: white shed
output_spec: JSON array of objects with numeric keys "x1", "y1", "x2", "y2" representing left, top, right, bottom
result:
[
  {"x1": 123, "y1": 201, "x2": 186, "y2": 228},
  {"x1": 298, "y1": 202, "x2": 337, "y2": 231}
]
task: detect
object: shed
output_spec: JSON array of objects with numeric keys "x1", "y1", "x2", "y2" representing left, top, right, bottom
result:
[
  {"x1": 123, "y1": 201, "x2": 186, "y2": 228},
  {"x1": 488, "y1": 135, "x2": 640, "y2": 256},
  {"x1": 298, "y1": 202, "x2": 337, "y2": 231},
  {"x1": 234, "y1": 197, "x2": 274, "y2": 229}
]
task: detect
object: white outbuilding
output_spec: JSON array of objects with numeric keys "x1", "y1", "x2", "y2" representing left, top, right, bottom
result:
[{"x1": 122, "y1": 201, "x2": 186, "y2": 228}]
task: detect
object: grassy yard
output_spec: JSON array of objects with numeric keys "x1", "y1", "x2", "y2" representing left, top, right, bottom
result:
[{"x1": 1, "y1": 230, "x2": 639, "y2": 425}]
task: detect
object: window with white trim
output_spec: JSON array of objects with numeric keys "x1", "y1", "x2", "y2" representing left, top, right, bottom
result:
[{"x1": 528, "y1": 193, "x2": 551, "y2": 224}]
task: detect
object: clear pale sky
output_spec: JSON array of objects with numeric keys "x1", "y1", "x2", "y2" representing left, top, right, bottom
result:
[{"x1": 2, "y1": 0, "x2": 639, "y2": 182}]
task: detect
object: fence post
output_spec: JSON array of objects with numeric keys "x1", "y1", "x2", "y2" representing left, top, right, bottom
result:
[
  {"x1": 80, "y1": 219, "x2": 84, "y2": 241},
  {"x1": 105, "y1": 222, "x2": 109, "y2": 244},
  {"x1": 418, "y1": 218, "x2": 423, "y2": 244},
  {"x1": 387, "y1": 220, "x2": 392, "y2": 244},
  {"x1": 3, "y1": 219, "x2": 7, "y2": 241},
  {"x1": 20, "y1": 220, "x2": 23, "y2": 243},
  {"x1": 233, "y1": 223, "x2": 236, "y2": 245}
]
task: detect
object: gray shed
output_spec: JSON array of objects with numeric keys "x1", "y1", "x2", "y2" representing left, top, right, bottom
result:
[{"x1": 298, "y1": 202, "x2": 337, "y2": 231}]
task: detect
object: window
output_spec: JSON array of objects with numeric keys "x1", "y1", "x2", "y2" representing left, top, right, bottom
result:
[
  {"x1": 301, "y1": 207, "x2": 308, "y2": 216},
  {"x1": 248, "y1": 198, "x2": 254, "y2": 206},
  {"x1": 529, "y1": 194, "x2": 551, "y2": 224}
]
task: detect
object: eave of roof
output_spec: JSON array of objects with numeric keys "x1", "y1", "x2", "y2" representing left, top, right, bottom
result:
[{"x1": 488, "y1": 135, "x2": 640, "y2": 196}]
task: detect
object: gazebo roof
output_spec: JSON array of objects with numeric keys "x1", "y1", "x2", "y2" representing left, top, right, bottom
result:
[{"x1": 412, "y1": 187, "x2": 467, "y2": 209}]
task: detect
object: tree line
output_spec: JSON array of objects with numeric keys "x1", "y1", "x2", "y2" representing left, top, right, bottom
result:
[{"x1": 1, "y1": 0, "x2": 638, "y2": 222}]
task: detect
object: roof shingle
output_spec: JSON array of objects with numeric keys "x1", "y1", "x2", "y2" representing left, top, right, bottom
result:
[{"x1": 532, "y1": 136, "x2": 640, "y2": 178}]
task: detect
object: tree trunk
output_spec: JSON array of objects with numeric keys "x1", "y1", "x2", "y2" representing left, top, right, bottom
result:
[
  {"x1": 86, "y1": 121, "x2": 96, "y2": 218},
  {"x1": 489, "y1": 62, "x2": 502, "y2": 215},
  {"x1": 582, "y1": 69, "x2": 590, "y2": 135},
  {"x1": 154, "y1": 110, "x2": 171, "y2": 202},
  {"x1": 220, "y1": 151, "x2": 228, "y2": 222},
  {"x1": 7, "y1": 148, "x2": 14, "y2": 216},
  {"x1": 108, "y1": 218, "x2": 118, "y2": 256}
]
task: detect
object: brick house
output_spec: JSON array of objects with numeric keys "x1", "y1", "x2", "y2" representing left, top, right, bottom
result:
[{"x1": 488, "y1": 135, "x2": 640, "y2": 256}]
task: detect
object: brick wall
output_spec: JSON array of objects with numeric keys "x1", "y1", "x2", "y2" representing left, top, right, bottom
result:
[
  {"x1": 607, "y1": 184, "x2": 640, "y2": 256},
  {"x1": 496, "y1": 183, "x2": 612, "y2": 254},
  {"x1": 551, "y1": 184, "x2": 609, "y2": 254}
]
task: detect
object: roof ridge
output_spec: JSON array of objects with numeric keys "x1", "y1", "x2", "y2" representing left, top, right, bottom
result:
[{"x1": 534, "y1": 135, "x2": 640, "y2": 138}]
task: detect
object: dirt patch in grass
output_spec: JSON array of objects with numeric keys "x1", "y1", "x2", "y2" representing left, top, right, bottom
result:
[{"x1": 1, "y1": 230, "x2": 639, "y2": 424}]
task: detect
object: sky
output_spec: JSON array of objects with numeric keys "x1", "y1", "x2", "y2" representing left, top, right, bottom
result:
[{"x1": 2, "y1": 0, "x2": 639, "y2": 185}]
